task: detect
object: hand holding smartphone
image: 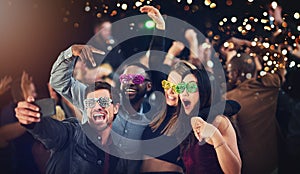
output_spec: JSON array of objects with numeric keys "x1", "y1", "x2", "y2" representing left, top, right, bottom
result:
[{"x1": 34, "y1": 98, "x2": 56, "y2": 117}]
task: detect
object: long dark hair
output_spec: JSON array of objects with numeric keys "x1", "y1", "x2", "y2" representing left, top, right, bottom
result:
[
  {"x1": 149, "y1": 61, "x2": 195, "y2": 134},
  {"x1": 175, "y1": 68, "x2": 222, "y2": 153}
]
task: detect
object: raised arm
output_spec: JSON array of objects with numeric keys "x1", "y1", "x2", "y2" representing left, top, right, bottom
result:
[
  {"x1": 49, "y1": 45, "x2": 105, "y2": 111},
  {"x1": 140, "y1": 5, "x2": 167, "y2": 70}
]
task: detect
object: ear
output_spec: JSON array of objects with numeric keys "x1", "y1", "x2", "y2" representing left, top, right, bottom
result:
[
  {"x1": 113, "y1": 103, "x2": 120, "y2": 115},
  {"x1": 146, "y1": 82, "x2": 152, "y2": 92}
]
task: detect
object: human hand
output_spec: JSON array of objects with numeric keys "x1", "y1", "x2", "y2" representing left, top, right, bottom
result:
[
  {"x1": 140, "y1": 5, "x2": 165, "y2": 30},
  {"x1": 220, "y1": 46, "x2": 237, "y2": 65},
  {"x1": 191, "y1": 117, "x2": 217, "y2": 142},
  {"x1": 185, "y1": 29, "x2": 197, "y2": 43},
  {"x1": 21, "y1": 71, "x2": 33, "y2": 100},
  {"x1": 0, "y1": 75, "x2": 12, "y2": 95},
  {"x1": 15, "y1": 96, "x2": 41, "y2": 125},
  {"x1": 168, "y1": 41, "x2": 185, "y2": 57},
  {"x1": 71, "y1": 44, "x2": 105, "y2": 67}
]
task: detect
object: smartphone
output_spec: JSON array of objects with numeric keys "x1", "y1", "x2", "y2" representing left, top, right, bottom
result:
[{"x1": 34, "y1": 98, "x2": 56, "y2": 117}]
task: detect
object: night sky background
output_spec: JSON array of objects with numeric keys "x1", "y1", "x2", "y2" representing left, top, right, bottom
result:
[{"x1": 0, "y1": 0, "x2": 299, "y2": 106}]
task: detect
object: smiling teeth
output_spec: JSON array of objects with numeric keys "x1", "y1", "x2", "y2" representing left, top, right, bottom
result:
[
  {"x1": 168, "y1": 96, "x2": 175, "y2": 100},
  {"x1": 94, "y1": 113, "x2": 104, "y2": 117},
  {"x1": 126, "y1": 89, "x2": 136, "y2": 92}
]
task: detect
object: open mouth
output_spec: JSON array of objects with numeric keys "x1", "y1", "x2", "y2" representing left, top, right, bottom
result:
[
  {"x1": 166, "y1": 95, "x2": 176, "y2": 101},
  {"x1": 93, "y1": 112, "x2": 106, "y2": 121},
  {"x1": 182, "y1": 99, "x2": 191, "y2": 108},
  {"x1": 125, "y1": 88, "x2": 137, "y2": 95}
]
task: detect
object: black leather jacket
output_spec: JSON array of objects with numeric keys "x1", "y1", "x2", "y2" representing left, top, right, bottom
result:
[{"x1": 26, "y1": 117, "x2": 119, "y2": 174}]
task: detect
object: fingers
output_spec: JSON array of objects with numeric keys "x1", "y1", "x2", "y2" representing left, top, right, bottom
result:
[
  {"x1": 191, "y1": 117, "x2": 204, "y2": 141},
  {"x1": 83, "y1": 47, "x2": 96, "y2": 67},
  {"x1": 140, "y1": 5, "x2": 157, "y2": 13},
  {"x1": 16, "y1": 111, "x2": 41, "y2": 124},
  {"x1": 3, "y1": 75, "x2": 12, "y2": 84},
  {"x1": 191, "y1": 117, "x2": 205, "y2": 126},
  {"x1": 77, "y1": 45, "x2": 105, "y2": 67},
  {"x1": 26, "y1": 96, "x2": 35, "y2": 103},
  {"x1": 91, "y1": 47, "x2": 105, "y2": 55},
  {"x1": 15, "y1": 100, "x2": 41, "y2": 125},
  {"x1": 17, "y1": 100, "x2": 39, "y2": 112},
  {"x1": 191, "y1": 117, "x2": 217, "y2": 141}
]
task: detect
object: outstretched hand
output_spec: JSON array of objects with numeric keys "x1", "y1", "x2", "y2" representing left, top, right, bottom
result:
[
  {"x1": 0, "y1": 75, "x2": 12, "y2": 95},
  {"x1": 71, "y1": 44, "x2": 105, "y2": 67},
  {"x1": 140, "y1": 5, "x2": 165, "y2": 30}
]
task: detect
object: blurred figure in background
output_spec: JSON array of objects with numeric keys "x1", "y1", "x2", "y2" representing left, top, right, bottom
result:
[
  {"x1": 0, "y1": 75, "x2": 12, "y2": 96},
  {"x1": 0, "y1": 71, "x2": 40, "y2": 174},
  {"x1": 225, "y1": 53, "x2": 283, "y2": 174},
  {"x1": 90, "y1": 18, "x2": 125, "y2": 71}
]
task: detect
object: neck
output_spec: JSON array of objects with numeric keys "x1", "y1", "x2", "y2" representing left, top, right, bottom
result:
[
  {"x1": 98, "y1": 125, "x2": 111, "y2": 145},
  {"x1": 123, "y1": 97, "x2": 143, "y2": 115}
]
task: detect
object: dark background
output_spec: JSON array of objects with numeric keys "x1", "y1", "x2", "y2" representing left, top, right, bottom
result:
[{"x1": 0, "y1": 0, "x2": 299, "y2": 105}]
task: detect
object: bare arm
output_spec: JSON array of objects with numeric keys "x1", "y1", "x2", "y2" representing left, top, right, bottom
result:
[
  {"x1": 163, "y1": 41, "x2": 184, "y2": 66},
  {"x1": 191, "y1": 116, "x2": 241, "y2": 174},
  {"x1": 185, "y1": 29, "x2": 199, "y2": 59}
]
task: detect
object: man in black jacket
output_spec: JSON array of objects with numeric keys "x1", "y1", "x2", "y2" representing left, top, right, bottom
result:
[{"x1": 15, "y1": 81, "x2": 120, "y2": 174}]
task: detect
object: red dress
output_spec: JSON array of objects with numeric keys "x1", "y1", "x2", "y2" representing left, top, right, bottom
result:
[{"x1": 182, "y1": 142, "x2": 223, "y2": 174}]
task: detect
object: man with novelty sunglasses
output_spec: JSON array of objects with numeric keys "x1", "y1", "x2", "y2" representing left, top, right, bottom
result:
[
  {"x1": 15, "y1": 81, "x2": 121, "y2": 174},
  {"x1": 47, "y1": 5, "x2": 166, "y2": 174}
]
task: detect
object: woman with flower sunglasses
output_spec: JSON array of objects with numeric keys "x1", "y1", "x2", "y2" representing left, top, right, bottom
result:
[
  {"x1": 141, "y1": 61, "x2": 191, "y2": 174},
  {"x1": 175, "y1": 68, "x2": 241, "y2": 174},
  {"x1": 141, "y1": 61, "x2": 241, "y2": 173}
]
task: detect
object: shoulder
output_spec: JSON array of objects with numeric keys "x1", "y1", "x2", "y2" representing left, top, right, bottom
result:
[{"x1": 62, "y1": 117, "x2": 80, "y2": 124}]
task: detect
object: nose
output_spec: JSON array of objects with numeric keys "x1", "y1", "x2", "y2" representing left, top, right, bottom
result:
[
  {"x1": 181, "y1": 88, "x2": 189, "y2": 96},
  {"x1": 93, "y1": 102, "x2": 105, "y2": 111},
  {"x1": 167, "y1": 87, "x2": 174, "y2": 94}
]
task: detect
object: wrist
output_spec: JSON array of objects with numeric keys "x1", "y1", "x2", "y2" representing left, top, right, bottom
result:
[
  {"x1": 156, "y1": 23, "x2": 165, "y2": 30},
  {"x1": 214, "y1": 141, "x2": 225, "y2": 149},
  {"x1": 166, "y1": 53, "x2": 175, "y2": 60}
]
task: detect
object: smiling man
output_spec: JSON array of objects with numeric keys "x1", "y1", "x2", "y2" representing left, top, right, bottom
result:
[{"x1": 15, "y1": 81, "x2": 120, "y2": 174}]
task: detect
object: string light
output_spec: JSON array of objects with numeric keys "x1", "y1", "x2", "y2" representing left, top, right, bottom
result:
[
  {"x1": 121, "y1": 3, "x2": 128, "y2": 10},
  {"x1": 271, "y1": 1, "x2": 277, "y2": 10},
  {"x1": 231, "y1": 16, "x2": 237, "y2": 23},
  {"x1": 204, "y1": 0, "x2": 211, "y2": 6},
  {"x1": 135, "y1": 1, "x2": 143, "y2": 7},
  {"x1": 210, "y1": 3, "x2": 216, "y2": 8},
  {"x1": 245, "y1": 24, "x2": 251, "y2": 30},
  {"x1": 294, "y1": 12, "x2": 300, "y2": 19}
]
